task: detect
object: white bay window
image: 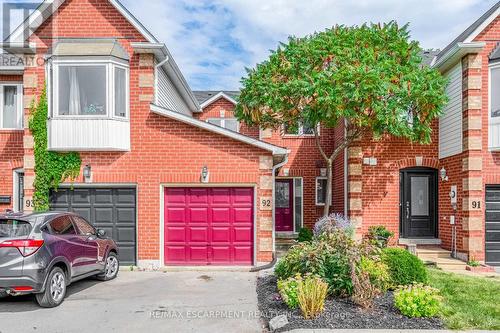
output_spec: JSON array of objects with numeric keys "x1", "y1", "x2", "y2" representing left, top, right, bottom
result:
[{"x1": 490, "y1": 65, "x2": 500, "y2": 150}]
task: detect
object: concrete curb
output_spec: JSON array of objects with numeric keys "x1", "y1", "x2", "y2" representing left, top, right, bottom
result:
[{"x1": 287, "y1": 330, "x2": 500, "y2": 333}]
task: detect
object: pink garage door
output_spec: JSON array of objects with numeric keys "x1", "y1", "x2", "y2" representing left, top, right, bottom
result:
[{"x1": 164, "y1": 187, "x2": 254, "y2": 265}]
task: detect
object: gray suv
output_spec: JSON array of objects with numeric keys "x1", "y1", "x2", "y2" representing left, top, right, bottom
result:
[{"x1": 0, "y1": 211, "x2": 119, "y2": 307}]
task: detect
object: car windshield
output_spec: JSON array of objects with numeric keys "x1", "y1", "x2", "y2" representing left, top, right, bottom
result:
[{"x1": 0, "y1": 219, "x2": 32, "y2": 238}]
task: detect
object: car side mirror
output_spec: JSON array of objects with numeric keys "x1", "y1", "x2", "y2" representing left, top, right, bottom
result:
[{"x1": 97, "y1": 229, "x2": 106, "y2": 237}]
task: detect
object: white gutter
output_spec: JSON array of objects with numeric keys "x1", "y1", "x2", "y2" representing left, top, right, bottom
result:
[
  {"x1": 150, "y1": 103, "x2": 290, "y2": 156},
  {"x1": 154, "y1": 56, "x2": 169, "y2": 105},
  {"x1": 433, "y1": 42, "x2": 485, "y2": 72}
]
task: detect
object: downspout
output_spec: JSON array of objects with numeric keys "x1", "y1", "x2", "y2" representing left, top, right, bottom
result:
[
  {"x1": 251, "y1": 153, "x2": 289, "y2": 272},
  {"x1": 154, "y1": 56, "x2": 169, "y2": 105},
  {"x1": 344, "y1": 119, "x2": 348, "y2": 215}
]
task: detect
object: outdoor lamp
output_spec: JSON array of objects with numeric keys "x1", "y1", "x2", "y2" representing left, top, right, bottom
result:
[
  {"x1": 83, "y1": 165, "x2": 92, "y2": 179},
  {"x1": 201, "y1": 165, "x2": 209, "y2": 183},
  {"x1": 440, "y1": 167, "x2": 448, "y2": 182}
]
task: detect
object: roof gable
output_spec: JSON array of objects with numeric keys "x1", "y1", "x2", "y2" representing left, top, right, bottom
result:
[
  {"x1": 6, "y1": 0, "x2": 158, "y2": 44},
  {"x1": 196, "y1": 91, "x2": 239, "y2": 109},
  {"x1": 436, "y1": 1, "x2": 500, "y2": 63}
]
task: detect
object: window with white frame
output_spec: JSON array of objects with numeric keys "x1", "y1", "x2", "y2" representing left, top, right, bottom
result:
[
  {"x1": 283, "y1": 120, "x2": 316, "y2": 136},
  {"x1": 207, "y1": 118, "x2": 239, "y2": 132},
  {"x1": 0, "y1": 84, "x2": 22, "y2": 129},
  {"x1": 52, "y1": 61, "x2": 129, "y2": 118},
  {"x1": 315, "y1": 177, "x2": 331, "y2": 206},
  {"x1": 489, "y1": 64, "x2": 500, "y2": 149}
]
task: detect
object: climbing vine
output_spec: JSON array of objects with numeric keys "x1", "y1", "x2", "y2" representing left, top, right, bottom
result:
[{"x1": 29, "y1": 87, "x2": 81, "y2": 211}]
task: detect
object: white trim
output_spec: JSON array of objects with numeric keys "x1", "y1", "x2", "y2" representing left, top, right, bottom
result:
[
  {"x1": 150, "y1": 103, "x2": 289, "y2": 156},
  {"x1": 433, "y1": 42, "x2": 485, "y2": 72},
  {"x1": 489, "y1": 63, "x2": 500, "y2": 151},
  {"x1": 8, "y1": 0, "x2": 157, "y2": 44},
  {"x1": 464, "y1": 6, "x2": 500, "y2": 43},
  {"x1": 315, "y1": 176, "x2": 330, "y2": 206},
  {"x1": 13, "y1": 169, "x2": 24, "y2": 212},
  {"x1": 200, "y1": 92, "x2": 237, "y2": 109},
  {"x1": 159, "y1": 184, "x2": 258, "y2": 267},
  {"x1": 51, "y1": 60, "x2": 129, "y2": 119},
  {"x1": 0, "y1": 84, "x2": 23, "y2": 130}
]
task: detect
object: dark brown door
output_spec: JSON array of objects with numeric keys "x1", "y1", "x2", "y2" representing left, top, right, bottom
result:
[
  {"x1": 400, "y1": 168, "x2": 438, "y2": 238},
  {"x1": 275, "y1": 179, "x2": 294, "y2": 232}
]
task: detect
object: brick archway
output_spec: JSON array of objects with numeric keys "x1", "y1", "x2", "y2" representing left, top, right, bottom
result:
[
  {"x1": 9, "y1": 158, "x2": 23, "y2": 171},
  {"x1": 393, "y1": 157, "x2": 440, "y2": 170}
]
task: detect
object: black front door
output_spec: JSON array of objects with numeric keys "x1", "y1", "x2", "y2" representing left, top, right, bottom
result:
[{"x1": 400, "y1": 168, "x2": 438, "y2": 238}]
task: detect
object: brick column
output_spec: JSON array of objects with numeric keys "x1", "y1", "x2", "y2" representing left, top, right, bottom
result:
[
  {"x1": 22, "y1": 71, "x2": 38, "y2": 213},
  {"x1": 460, "y1": 54, "x2": 484, "y2": 261},
  {"x1": 258, "y1": 156, "x2": 274, "y2": 263},
  {"x1": 347, "y1": 146, "x2": 363, "y2": 238}
]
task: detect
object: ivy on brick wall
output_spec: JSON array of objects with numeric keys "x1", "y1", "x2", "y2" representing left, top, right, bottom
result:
[{"x1": 29, "y1": 87, "x2": 81, "y2": 211}]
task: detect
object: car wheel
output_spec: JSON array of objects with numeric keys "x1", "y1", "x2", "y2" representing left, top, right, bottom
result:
[
  {"x1": 35, "y1": 267, "x2": 66, "y2": 308},
  {"x1": 97, "y1": 253, "x2": 119, "y2": 281},
  {"x1": 0, "y1": 290, "x2": 8, "y2": 298}
]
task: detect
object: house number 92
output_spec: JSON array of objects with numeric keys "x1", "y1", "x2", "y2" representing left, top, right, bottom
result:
[
  {"x1": 262, "y1": 199, "x2": 271, "y2": 207},
  {"x1": 472, "y1": 201, "x2": 481, "y2": 209}
]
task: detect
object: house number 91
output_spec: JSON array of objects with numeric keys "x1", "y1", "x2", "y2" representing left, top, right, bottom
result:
[{"x1": 472, "y1": 201, "x2": 481, "y2": 209}]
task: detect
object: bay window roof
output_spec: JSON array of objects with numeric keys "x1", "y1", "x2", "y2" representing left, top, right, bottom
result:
[{"x1": 51, "y1": 39, "x2": 129, "y2": 60}]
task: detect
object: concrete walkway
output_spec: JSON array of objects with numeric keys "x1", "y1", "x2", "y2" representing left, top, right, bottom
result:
[
  {"x1": 289, "y1": 330, "x2": 499, "y2": 333},
  {"x1": 0, "y1": 271, "x2": 262, "y2": 333}
]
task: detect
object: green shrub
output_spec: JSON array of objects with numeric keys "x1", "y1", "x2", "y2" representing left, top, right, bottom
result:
[
  {"x1": 381, "y1": 247, "x2": 428, "y2": 287},
  {"x1": 275, "y1": 229, "x2": 374, "y2": 296},
  {"x1": 359, "y1": 256, "x2": 391, "y2": 292},
  {"x1": 277, "y1": 274, "x2": 301, "y2": 309},
  {"x1": 297, "y1": 275, "x2": 328, "y2": 319},
  {"x1": 368, "y1": 226, "x2": 394, "y2": 248},
  {"x1": 297, "y1": 227, "x2": 313, "y2": 242},
  {"x1": 394, "y1": 283, "x2": 441, "y2": 318}
]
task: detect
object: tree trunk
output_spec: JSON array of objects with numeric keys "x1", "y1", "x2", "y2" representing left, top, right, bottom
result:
[{"x1": 323, "y1": 158, "x2": 333, "y2": 217}]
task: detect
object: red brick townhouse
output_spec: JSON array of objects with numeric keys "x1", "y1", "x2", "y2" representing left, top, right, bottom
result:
[
  {"x1": 194, "y1": 2, "x2": 500, "y2": 267},
  {"x1": 0, "y1": 0, "x2": 290, "y2": 267},
  {"x1": 333, "y1": 2, "x2": 500, "y2": 266}
]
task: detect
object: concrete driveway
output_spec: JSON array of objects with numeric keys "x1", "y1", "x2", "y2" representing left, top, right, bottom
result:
[{"x1": 0, "y1": 271, "x2": 262, "y2": 333}]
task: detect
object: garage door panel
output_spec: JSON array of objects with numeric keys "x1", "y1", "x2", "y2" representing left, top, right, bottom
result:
[
  {"x1": 189, "y1": 208, "x2": 208, "y2": 223},
  {"x1": 190, "y1": 247, "x2": 208, "y2": 261},
  {"x1": 165, "y1": 187, "x2": 253, "y2": 265},
  {"x1": 189, "y1": 227, "x2": 209, "y2": 242},
  {"x1": 94, "y1": 208, "x2": 113, "y2": 223},
  {"x1": 72, "y1": 189, "x2": 92, "y2": 204},
  {"x1": 50, "y1": 187, "x2": 136, "y2": 266},
  {"x1": 94, "y1": 189, "x2": 113, "y2": 204},
  {"x1": 116, "y1": 208, "x2": 135, "y2": 223},
  {"x1": 233, "y1": 207, "x2": 252, "y2": 223},
  {"x1": 189, "y1": 189, "x2": 209, "y2": 204},
  {"x1": 165, "y1": 246, "x2": 186, "y2": 262},
  {"x1": 233, "y1": 188, "x2": 253, "y2": 204},
  {"x1": 486, "y1": 186, "x2": 500, "y2": 266},
  {"x1": 234, "y1": 227, "x2": 252, "y2": 242},
  {"x1": 234, "y1": 246, "x2": 252, "y2": 262},
  {"x1": 212, "y1": 208, "x2": 230, "y2": 223},
  {"x1": 166, "y1": 227, "x2": 186, "y2": 242},
  {"x1": 212, "y1": 246, "x2": 230, "y2": 262},
  {"x1": 212, "y1": 227, "x2": 230, "y2": 242}
]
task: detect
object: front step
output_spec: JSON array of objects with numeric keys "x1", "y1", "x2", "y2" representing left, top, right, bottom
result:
[
  {"x1": 415, "y1": 247, "x2": 467, "y2": 270},
  {"x1": 276, "y1": 235, "x2": 298, "y2": 258}
]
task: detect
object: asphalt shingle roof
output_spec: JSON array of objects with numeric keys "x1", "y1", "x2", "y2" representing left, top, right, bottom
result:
[{"x1": 193, "y1": 91, "x2": 240, "y2": 104}]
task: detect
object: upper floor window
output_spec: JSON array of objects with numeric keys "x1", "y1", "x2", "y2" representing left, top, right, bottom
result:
[
  {"x1": 52, "y1": 61, "x2": 129, "y2": 119},
  {"x1": 283, "y1": 120, "x2": 316, "y2": 136},
  {"x1": 207, "y1": 118, "x2": 239, "y2": 132},
  {"x1": 0, "y1": 84, "x2": 22, "y2": 129},
  {"x1": 489, "y1": 64, "x2": 500, "y2": 150}
]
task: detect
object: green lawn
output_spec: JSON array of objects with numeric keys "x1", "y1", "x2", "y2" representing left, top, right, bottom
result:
[{"x1": 427, "y1": 268, "x2": 500, "y2": 330}]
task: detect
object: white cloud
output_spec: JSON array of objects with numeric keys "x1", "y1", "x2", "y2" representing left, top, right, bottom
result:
[{"x1": 3, "y1": 0, "x2": 497, "y2": 90}]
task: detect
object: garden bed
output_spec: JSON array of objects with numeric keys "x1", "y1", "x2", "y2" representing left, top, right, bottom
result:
[{"x1": 257, "y1": 275, "x2": 444, "y2": 332}]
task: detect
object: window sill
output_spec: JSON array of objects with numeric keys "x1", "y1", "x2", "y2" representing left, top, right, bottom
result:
[
  {"x1": 0, "y1": 128, "x2": 23, "y2": 132},
  {"x1": 282, "y1": 134, "x2": 316, "y2": 139},
  {"x1": 51, "y1": 116, "x2": 129, "y2": 122}
]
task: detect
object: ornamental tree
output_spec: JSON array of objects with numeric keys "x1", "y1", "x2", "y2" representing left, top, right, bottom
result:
[{"x1": 235, "y1": 22, "x2": 448, "y2": 216}]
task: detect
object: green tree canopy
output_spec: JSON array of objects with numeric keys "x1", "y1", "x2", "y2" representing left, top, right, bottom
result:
[{"x1": 235, "y1": 22, "x2": 448, "y2": 215}]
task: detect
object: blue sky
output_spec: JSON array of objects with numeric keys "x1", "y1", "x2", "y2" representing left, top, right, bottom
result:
[{"x1": 2, "y1": 0, "x2": 498, "y2": 90}]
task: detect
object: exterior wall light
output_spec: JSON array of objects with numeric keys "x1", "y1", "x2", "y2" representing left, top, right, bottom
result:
[
  {"x1": 83, "y1": 164, "x2": 92, "y2": 182},
  {"x1": 440, "y1": 167, "x2": 448, "y2": 182},
  {"x1": 201, "y1": 165, "x2": 209, "y2": 183}
]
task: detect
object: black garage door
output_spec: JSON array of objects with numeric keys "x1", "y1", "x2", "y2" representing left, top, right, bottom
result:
[
  {"x1": 50, "y1": 187, "x2": 137, "y2": 265},
  {"x1": 486, "y1": 186, "x2": 500, "y2": 266}
]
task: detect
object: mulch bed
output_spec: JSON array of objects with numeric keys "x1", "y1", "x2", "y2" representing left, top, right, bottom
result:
[{"x1": 257, "y1": 275, "x2": 444, "y2": 332}]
